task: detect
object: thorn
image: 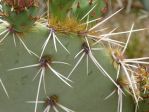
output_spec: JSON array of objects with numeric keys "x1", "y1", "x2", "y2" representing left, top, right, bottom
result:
[
  {"x1": 89, "y1": 51, "x2": 124, "y2": 94},
  {"x1": 104, "y1": 90, "x2": 116, "y2": 100},
  {"x1": 8, "y1": 64, "x2": 40, "y2": 71},
  {"x1": 121, "y1": 62, "x2": 139, "y2": 103},
  {"x1": 0, "y1": 31, "x2": 10, "y2": 43},
  {"x1": 34, "y1": 68, "x2": 45, "y2": 112},
  {"x1": 47, "y1": 64, "x2": 73, "y2": 88},
  {"x1": 122, "y1": 23, "x2": 134, "y2": 54},
  {"x1": 67, "y1": 53, "x2": 85, "y2": 78},
  {"x1": 13, "y1": 33, "x2": 17, "y2": 47},
  {"x1": 0, "y1": 78, "x2": 9, "y2": 98},
  {"x1": 89, "y1": 8, "x2": 123, "y2": 31},
  {"x1": 80, "y1": 4, "x2": 97, "y2": 21}
]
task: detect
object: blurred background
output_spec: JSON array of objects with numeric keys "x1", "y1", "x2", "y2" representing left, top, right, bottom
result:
[{"x1": 103, "y1": 0, "x2": 149, "y2": 58}]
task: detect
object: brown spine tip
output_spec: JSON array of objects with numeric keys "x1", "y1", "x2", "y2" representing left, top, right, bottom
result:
[
  {"x1": 104, "y1": 0, "x2": 109, "y2": 4},
  {"x1": 40, "y1": 55, "x2": 52, "y2": 68},
  {"x1": 91, "y1": 11, "x2": 96, "y2": 17},
  {"x1": 101, "y1": 0, "x2": 109, "y2": 15},
  {"x1": 18, "y1": 0, "x2": 26, "y2": 8},
  {"x1": 0, "y1": 12, "x2": 7, "y2": 17},
  {"x1": 29, "y1": 15, "x2": 40, "y2": 21},
  {"x1": 77, "y1": 2, "x2": 80, "y2": 8},
  {"x1": 3, "y1": 0, "x2": 39, "y2": 12},
  {"x1": 45, "y1": 95, "x2": 59, "y2": 107},
  {"x1": 89, "y1": 0, "x2": 93, "y2": 5},
  {"x1": 82, "y1": 42, "x2": 90, "y2": 54},
  {"x1": 101, "y1": 7, "x2": 108, "y2": 14}
]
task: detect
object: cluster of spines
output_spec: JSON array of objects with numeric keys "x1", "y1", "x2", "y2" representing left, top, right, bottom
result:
[{"x1": 0, "y1": 0, "x2": 149, "y2": 112}]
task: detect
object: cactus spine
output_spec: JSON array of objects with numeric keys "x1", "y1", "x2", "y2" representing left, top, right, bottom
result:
[{"x1": 0, "y1": 0, "x2": 149, "y2": 112}]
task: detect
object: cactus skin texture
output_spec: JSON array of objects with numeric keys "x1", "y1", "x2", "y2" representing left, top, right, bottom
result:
[{"x1": 0, "y1": 0, "x2": 149, "y2": 112}]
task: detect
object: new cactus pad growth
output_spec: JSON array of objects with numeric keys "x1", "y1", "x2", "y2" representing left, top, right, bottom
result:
[{"x1": 0, "y1": 0, "x2": 149, "y2": 112}]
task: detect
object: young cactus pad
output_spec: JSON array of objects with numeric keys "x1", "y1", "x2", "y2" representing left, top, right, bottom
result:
[{"x1": 0, "y1": 0, "x2": 149, "y2": 112}]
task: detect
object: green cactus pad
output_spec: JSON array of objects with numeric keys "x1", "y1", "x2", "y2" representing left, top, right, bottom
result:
[
  {"x1": 0, "y1": 0, "x2": 148, "y2": 112},
  {"x1": 0, "y1": 23, "x2": 135, "y2": 112},
  {"x1": 138, "y1": 99, "x2": 149, "y2": 112},
  {"x1": 71, "y1": 0, "x2": 107, "y2": 21},
  {"x1": 48, "y1": 0, "x2": 74, "y2": 21}
]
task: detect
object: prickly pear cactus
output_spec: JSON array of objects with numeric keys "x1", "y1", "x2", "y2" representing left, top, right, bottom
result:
[{"x1": 0, "y1": 0, "x2": 148, "y2": 112}]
